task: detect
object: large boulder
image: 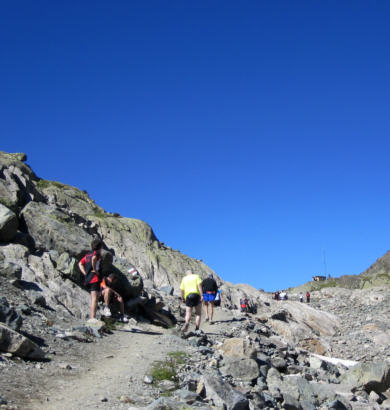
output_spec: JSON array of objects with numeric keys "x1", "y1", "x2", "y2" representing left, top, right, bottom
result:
[
  {"x1": 21, "y1": 201, "x2": 92, "y2": 257},
  {"x1": 0, "y1": 322, "x2": 44, "y2": 360},
  {"x1": 24, "y1": 253, "x2": 90, "y2": 318},
  {"x1": 0, "y1": 204, "x2": 18, "y2": 242},
  {"x1": 220, "y1": 357, "x2": 260, "y2": 382},
  {"x1": 266, "y1": 301, "x2": 339, "y2": 347},
  {"x1": 0, "y1": 151, "x2": 44, "y2": 212},
  {"x1": 200, "y1": 371, "x2": 249, "y2": 410},
  {"x1": 340, "y1": 361, "x2": 390, "y2": 394},
  {"x1": 219, "y1": 337, "x2": 257, "y2": 359}
]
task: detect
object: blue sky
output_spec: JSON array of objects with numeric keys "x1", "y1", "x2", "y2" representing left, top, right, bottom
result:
[{"x1": 1, "y1": 1, "x2": 390, "y2": 291}]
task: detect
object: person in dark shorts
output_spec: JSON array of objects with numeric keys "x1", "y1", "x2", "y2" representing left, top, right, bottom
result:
[
  {"x1": 78, "y1": 238, "x2": 103, "y2": 319},
  {"x1": 100, "y1": 274, "x2": 129, "y2": 323},
  {"x1": 202, "y1": 274, "x2": 218, "y2": 324},
  {"x1": 180, "y1": 270, "x2": 203, "y2": 332}
]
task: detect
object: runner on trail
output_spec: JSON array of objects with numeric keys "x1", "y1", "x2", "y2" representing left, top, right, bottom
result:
[
  {"x1": 78, "y1": 238, "x2": 103, "y2": 319},
  {"x1": 202, "y1": 273, "x2": 218, "y2": 324},
  {"x1": 180, "y1": 269, "x2": 203, "y2": 332}
]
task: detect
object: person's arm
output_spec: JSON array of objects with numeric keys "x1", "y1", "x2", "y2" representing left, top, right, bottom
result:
[
  {"x1": 198, "y1": 282, "x2": 203, "y2": 301},
  {"x1": 181, "y1": 289, "x2": 185, "y2": 303},
  {"x1": 78, "y1": 261, "x2": 86, "y2": 276},
  {"x1": 91, "y1": 255, "x2": 98, "y2": 274}
]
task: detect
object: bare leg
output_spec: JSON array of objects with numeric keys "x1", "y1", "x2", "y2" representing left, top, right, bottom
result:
[
  {"x1": 183, "y1": 306, "x2": 192, "y2": 331},
  {"x1": 209, "y1": 302, "x2": 214, "y2": 321},
  {"x1": 195, "y1": 303, "x2": 202, "y2": 329},
  {"x1": 103, "y1": 288, "x2": 112, "y2": 306},
  {"x1": 117, "y1": 295, "x2": 124, "y2": 315},
  {"x1": 90, "y1": 291, "x2": 98, "y2": 319},
  {"x1": 204, "y1": 301, "x2": 209, "y2": 319}
]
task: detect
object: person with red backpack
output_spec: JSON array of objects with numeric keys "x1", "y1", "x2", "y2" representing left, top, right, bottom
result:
[{"x1": 78, "y1": 238, "x2": 103, "y2": 319}]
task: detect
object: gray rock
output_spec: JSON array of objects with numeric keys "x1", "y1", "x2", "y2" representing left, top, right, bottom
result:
[
  {"x1": 143, "y1": 375, "x2": 154, "y2": 384},
  {"x1": 160, "y1": 285, "x2": 174, "y2": 295},
  {"x1": 56, "y1": 252, "x2": 80, "y2": 282},
  {"x1": 158, "y1": 379, "x2": 176, "y2": 391},
  {"x1": 220, "y1": 357, "x2": 260, "y2": 382},
  {"x1": 85, "y1": 319, "x2": 106, "y2": 338},
  {"x1": 28, "y1": 291, "x2": 47, "y2": 307},
  {"x1": 0, "y1": 322, "x2": 45, "y2": 360},
  {"x1": 201, "y1": 371, "x2": 249, "y2": 410},
  {"x1": 145, "y1": 397, "x2": 202, "y2": 409},
  {"x1": 271, "y1": 357, "x2": 287, "y2": 371},
  {"x1": 0, "y1": 261, "x2": 22, "y2": 279},
  {"x1": 0, "y1": 203, "x2": 18, "y2": 242},
  {"x1": 21, "y1": 201, "x2": 92, "y2": 256},
  {"x1": 323, "y1": 399, "x2": 351, "y2": 409},
  {"x1": 0, "y1": 297, "x2": 23, "y2": 331},
  {"x1": 340, "y1": 361, "x2": 390, "y2": 393},
  {"x1": 173, "y1": 389, "x2": 199, "y2": 404},
  {"x1": 282, "y1": 393, "x2": 300, "y2": 410}
]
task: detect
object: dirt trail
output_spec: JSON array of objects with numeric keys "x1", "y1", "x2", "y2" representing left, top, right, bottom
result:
[
  {"x1": 27, "y1": 309, "x2": 234, "y2": 410},
  {"x1": 28, "y1": 325, "x2": 177, "y2": 410}
]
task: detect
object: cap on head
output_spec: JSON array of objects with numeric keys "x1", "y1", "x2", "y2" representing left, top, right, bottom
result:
[
  {"x1": 185, "y1": 269, "x2": 193, "y2": 276},
  {"x1": 208, "y1": 273, "x2": 213, "y2": 278}
]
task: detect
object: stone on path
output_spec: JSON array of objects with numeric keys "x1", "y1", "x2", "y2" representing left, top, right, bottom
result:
[{"x1": 0, "y1": 322, "x2": 45, "y2": 360}]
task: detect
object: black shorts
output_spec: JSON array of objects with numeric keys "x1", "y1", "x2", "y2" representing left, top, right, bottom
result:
[
  {"x1": 185, "y1": 293, "x2": 201, "y2": 307},
  {"x1": 87, "y1": 282, "x2": 100, "y2": 292}
]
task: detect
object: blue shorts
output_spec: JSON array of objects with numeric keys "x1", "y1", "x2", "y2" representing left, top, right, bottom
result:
[{"x1": 203, "y1": 293, "x2": 216, "y2": 303}]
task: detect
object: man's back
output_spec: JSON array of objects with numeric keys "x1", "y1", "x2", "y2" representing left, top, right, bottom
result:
[
  {"x1": 181, "y1": 274, "x2": 202, "y2": 299},
  {"x1": 202, "y1": 277, "x2": 218, "y2": 292}
]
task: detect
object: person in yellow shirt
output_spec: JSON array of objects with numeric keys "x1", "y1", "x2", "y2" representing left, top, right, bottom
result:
[{"x1": 180, "y1": 269, "x2": 203, "y2": 332}]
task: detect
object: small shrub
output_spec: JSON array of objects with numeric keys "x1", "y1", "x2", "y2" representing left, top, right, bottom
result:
[
  {"x1": 149, "y1": 351, "x2": 188, "y2": 387},
  {"x1": 150, "y1": 360, "x2": 178, "y2": 384}
]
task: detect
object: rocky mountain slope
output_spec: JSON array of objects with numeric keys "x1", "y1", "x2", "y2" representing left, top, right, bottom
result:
[{"x1": 1, "y1": 150, "x2": 390, "y2": 409}]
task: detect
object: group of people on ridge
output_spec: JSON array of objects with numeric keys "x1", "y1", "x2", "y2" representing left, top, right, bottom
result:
[{"x1": 299, "y1": 291, "x2": 311, "y2": 303}]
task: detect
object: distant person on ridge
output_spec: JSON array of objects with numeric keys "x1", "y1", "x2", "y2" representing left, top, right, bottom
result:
[
  {"x1": 306, "y1": 291, "x2": 311, "y2": 303},
  {"x1": 202, "y1": 273, "x2": 218, "y2": 324},
  {"x1": 299, "y1": 292, "x2": 303, "y2": 303},
  {"x1": 180, "y1": 269, "x2": 203, "y2": 332},
  {"x1": 78, "y1": 238, "x2": 103, "y2": 319}
]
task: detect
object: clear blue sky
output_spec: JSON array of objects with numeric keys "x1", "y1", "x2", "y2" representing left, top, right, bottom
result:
[{"x1": 1, "y1": 1, "x2": 390, "y2": 291}]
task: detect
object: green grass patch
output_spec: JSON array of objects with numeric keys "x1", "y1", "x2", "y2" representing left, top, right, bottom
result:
[
  {"x1": 149, "y1": 351, "x2": 188, "y2": 387},
  {"x1": 93, "y1": 208, "x2": 106, "y2": 218},
  {"x1": 167, "y1": 351, "x2": 188, "y2": 364},
  {"x1": 37, "y1": 179, "x2": 66, "y2": 189}
]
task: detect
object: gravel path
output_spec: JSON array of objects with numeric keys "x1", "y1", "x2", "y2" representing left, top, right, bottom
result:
[
  {"x1": 28, "y1": 325, "x2": 178, "y2": 410},
  {"x1": 26, "y1": 309, "x2": 234, "y2": 410}
]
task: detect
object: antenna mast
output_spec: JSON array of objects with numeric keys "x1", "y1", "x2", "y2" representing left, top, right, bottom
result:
[{"x1": 323, "y1": 249, "x2": 327, "y2": 277}]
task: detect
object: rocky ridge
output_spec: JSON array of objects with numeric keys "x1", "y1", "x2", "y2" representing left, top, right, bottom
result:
[{"x1": 1, "y1": 150, "x2": 390, "y2": 409}]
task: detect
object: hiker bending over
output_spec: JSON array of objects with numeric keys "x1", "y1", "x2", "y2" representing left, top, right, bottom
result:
[
  {"x1": 202, "y1": 273, "x2": 218, "y2": 324},
  {"x1": 180, "y1": 269, "x2": 203, "y2": 332},
  {"x1": 100, "y1": 274, "x2": 129, "y2": 323},
  {"x1": 78, "y1": 238, "x2": 103, "y2": 319}
]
